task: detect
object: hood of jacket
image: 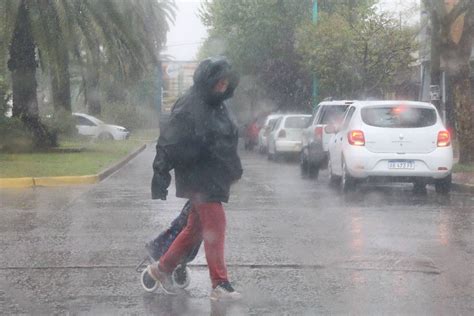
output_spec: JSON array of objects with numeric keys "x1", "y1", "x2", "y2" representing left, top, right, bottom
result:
[{"x1": 192, "y1": 57, "x2": 239, "y2": 106}]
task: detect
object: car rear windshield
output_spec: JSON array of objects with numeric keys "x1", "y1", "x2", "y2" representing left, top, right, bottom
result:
[
  {"x1": 319, "y1": 105, "x2": 349, "y2": 124},
  {"x1": 285, "y1": 116, "x2": 311, "y2": 128},
  {"x1": 361, "y1": 106, "x2": 437, "y2": 128}
]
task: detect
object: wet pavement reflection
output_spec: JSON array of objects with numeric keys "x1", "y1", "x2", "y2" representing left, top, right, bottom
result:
[{"x1": 0, "y1": 146, "x2": 473, "y2": 314}]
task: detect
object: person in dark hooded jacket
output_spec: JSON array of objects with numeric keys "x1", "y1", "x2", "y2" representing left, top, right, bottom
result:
[{"x1": 145, "y1": 57, "x2": 243, "y2": 301}]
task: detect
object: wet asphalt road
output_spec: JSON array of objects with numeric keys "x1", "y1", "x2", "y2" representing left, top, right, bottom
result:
[{"x1": 1, "y1": 144, "x2": 473, "y2": 315}]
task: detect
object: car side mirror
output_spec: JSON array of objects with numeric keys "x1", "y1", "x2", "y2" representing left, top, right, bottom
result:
[{"x1": 325, "y1": 124, "x2": 338, "y2": 134}]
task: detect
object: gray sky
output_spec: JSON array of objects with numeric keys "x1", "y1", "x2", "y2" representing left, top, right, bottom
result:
[
  {"x1": 163, "y1": 0, "x2": 420, "y2": 61},
  {"x1": 162, "y1": 0, "x2": 207, "y2": 61}
]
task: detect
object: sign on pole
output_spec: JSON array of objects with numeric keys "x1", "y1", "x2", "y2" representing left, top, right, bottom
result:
[{"x1": 429, "y1": 85, "x2": 441, "y2": 101}]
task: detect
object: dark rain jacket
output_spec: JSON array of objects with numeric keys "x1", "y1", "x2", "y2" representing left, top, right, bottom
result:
[{"x1": 151, "y1": 57, "x2": 242, "y2": 203}]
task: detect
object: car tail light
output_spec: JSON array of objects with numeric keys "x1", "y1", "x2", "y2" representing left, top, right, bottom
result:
[
  {"x1": 314, "y1": 126, "x2": 323, "y2": 140},
  {"x1": 348, "y1": 130, "x2": 365, "y2": 146},
  {"x1": 437, "y1": 130, "x2": 451, "y2": 147},
  {"x1": 278, "y1": 129, "x2": 286, "y2": 138}
]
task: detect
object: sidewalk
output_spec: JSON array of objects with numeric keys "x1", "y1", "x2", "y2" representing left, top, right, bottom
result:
[{"x1": 452, "y1": 171, "x2": 474, "y2": 193}]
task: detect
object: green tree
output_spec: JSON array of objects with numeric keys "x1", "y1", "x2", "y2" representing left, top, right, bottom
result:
[
  {"x1": 199, "y1": 0, "x2": 313, "y2": 111},
  {"x1": 199, "y1": 0, "x2": 376, "y2": 112},
  {"x1": 423, "y1": 0, "x2": 474, "y2": 163},
  {"x1": 0, "y1": 0, "x2": 174, "y2": 148},
  {"x1": 296, "y1": 8, "x2": 417, "y2": 99}
]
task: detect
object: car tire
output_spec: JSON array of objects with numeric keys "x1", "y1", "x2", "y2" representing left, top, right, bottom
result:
[
  {"x1": 328, "y1": 155, "x2": 340, "y2": 186},
  {"x1": 435, "y1": 174, "x2": 452, "y2": 195},
  {"x1": 341, "y1": 159, "x2": 355, "y2": 192},
  {"x1": 413, "y1": 180, "x2": 427, "y2": 194},
  {"x1": 98, "y1": 132, "x2": 114, "y2": 141},
  {"x1": 308, "y1": 163, "x2": 319, "y2": 179},
  {"x1": 300, "y1": 151, "x2": 308, "y2": 177}
]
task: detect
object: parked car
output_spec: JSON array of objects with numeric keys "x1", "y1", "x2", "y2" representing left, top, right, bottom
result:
[
  {"x1": 258, "y1": 114, "x2": 282, "y2": 153},
  {"x1": 301, "y1": 100, "x2": 355, "y2": 178},
  {"x1": 73, "y1": 112, "x2": 130, "y2": 140},
  {"x1": 267, "y1": 114, "x2": 312, "y2": 160},
  {"x1": 244, "y1": 118, "x2": 261, "y2": 150},
  {"x1": 326, "y1": 101, "x2": 453, "y2": 194}
]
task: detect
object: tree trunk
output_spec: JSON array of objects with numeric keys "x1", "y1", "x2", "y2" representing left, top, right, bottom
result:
[
  {"x1": 440, "y1": 2, "x2": 474, "y2": 163},
  {"x1": 8, "y1": 0, "x2": 54, "y2": 148},
  {"x1": 0, "y1": 37, "x2": 7, "y2": 114},
  {"x1": 85, "y1": 65, "x2": 101, "y2": 116},
  {"x1": 452, "y1": 67, "x2": 474, "y2": 163},
  {"x1": 51, "y1": 45, "x2": 71, "y2": 114}
]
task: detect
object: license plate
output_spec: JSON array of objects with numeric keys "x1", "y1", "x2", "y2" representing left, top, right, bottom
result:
[{"x1": 388, "y1": 160, "x2": 415, "y2": 169}]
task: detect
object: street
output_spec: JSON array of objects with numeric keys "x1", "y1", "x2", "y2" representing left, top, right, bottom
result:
[{"x1": 1, "y1": 145, "x2": 473, "y2": 315}]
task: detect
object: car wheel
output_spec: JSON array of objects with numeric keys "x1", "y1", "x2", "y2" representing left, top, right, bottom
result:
[
  {"x1": 98, "y1": 132, "x2": 114, "y2": 141},
  {"x1": 300, "y1": 151, "x2": 308, "y2": 177},
  {"x1": 413, "y1": 180, "x2": 427, "y2": 194},
  {"x1": 328, "y1": 155, "x2": 340, "y2": 186},
  {"x1": 341, "y1": 159, "x2": 355, "y2": 192},
  {"x1": 435, "y1": 174, "x2": 452, "y2": 195},
  {"x1": 308, "y1": 163, "x2": 319, "y2": 179},
  {"x1": 273, "y1": 150, "x2": 282, "y2": 161}
]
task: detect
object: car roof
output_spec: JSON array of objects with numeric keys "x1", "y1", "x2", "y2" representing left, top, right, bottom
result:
[
  {"x1": 73, "y1": 112, "x2": 93, "y2": 119},
  {"x1": 280, "y1": 114, "x2": 312, "y2": 118},
  {"x1": 351, "y1": 100, "x2": 436, "y2": 109},
  {"x1": 73, "y1": 112, "x2": 104, "y2": 124},
  {"x1": 317, "y1": 100, "x2": 356, "y2": 106}
]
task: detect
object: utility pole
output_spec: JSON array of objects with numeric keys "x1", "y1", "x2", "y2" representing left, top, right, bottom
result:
[{"x1": 312, "y1": 0, "x2": 319, "y2": 110}]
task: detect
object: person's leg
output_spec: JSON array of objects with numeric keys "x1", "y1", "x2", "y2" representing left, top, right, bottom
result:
[
  {"x1": 156, "y1": 206, "x2": 203, "y2": 274},
  {"x1": 194, "y1": 202, "x2": 228, "y2": 288}
]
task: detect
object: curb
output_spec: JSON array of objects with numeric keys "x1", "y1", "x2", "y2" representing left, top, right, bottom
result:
[
  {"x1": 97, "y1": 144, "x2": 147, "y2": 181},
  {"x1": 0, "y1": 177, "x2": 35, "y2": 189},
  {"x1": 0, "y1": 144, "x2": 147, "y2": 189}
]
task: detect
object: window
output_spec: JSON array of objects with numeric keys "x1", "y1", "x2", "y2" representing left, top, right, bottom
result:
[
  {"x1": 318, "y1": 105, "x2": 349, "y2": 125},
  {"x1": 361, "y1": 106, "x2": 437, "y2": 128},
  {"x1": 341, "y1": 107, "x2": 355, "y2": 130},
  {"x1": 284, "y1": 116, "x2": 311, "y2": 129},
  {"x1": 74, "y1": 116, "x2": 96, "y2": 126},
  {"x1": 271, "y1": 117, "x2": 282, "y2": 131}
]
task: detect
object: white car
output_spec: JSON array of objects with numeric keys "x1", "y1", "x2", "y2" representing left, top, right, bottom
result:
[
  {"x1": 73, "y1": 112, "x2": 130, "y2": 140},
  {"x1": 301, "y1": 100, "x2": 355, "y2": 178},
  {"x1": 257, "y1": 114, "x2": 282, "y2": 153},
  {"x1": 267, "y1": 114, "x2": 312, "y2": 160},
  {"x1": 327, "y1": 101, "x2": 453, "y2": 194}
]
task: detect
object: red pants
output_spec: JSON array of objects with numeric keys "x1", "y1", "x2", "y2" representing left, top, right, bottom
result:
[{"x1": 159, "y1": 201, "x2": 228, "y2": 288}]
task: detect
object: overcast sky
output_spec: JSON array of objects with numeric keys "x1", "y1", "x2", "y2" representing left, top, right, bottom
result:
[
  {"x1": 163, "y1": 0, "x2": 420, "y2": 61},
  {"x1": 162, "y1": 0, "x2": 207, "y2": 61}
]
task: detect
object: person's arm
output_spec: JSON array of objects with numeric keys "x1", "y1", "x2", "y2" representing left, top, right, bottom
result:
[{"x1": 151, "y1": 112, "x2": 201, "y2": 200}]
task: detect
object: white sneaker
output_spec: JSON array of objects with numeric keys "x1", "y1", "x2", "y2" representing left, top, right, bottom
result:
[
  {"x1": 210, "y1": 282, "x2": 242, "y2": 301},
  {"x1": 147, "y1": 264, "x2": 177, "y2": 295}
]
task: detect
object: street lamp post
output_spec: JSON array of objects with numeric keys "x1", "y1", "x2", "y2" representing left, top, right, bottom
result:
[{"x1": 312, "y1": 0, "x2": 319, "y2": 110}]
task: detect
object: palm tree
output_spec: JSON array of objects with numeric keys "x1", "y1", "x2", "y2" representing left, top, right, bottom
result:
[{"x1": 0, "y1": 0, "x2": 175, "y2": 147}]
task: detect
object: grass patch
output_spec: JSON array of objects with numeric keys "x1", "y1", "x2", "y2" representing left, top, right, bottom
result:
[
  {"x1": 453, "y1": 163, "x2": 474, "y2": 173},
  {"x1": 0, "y1": 139, "x2": 145, "y2": 178}
]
